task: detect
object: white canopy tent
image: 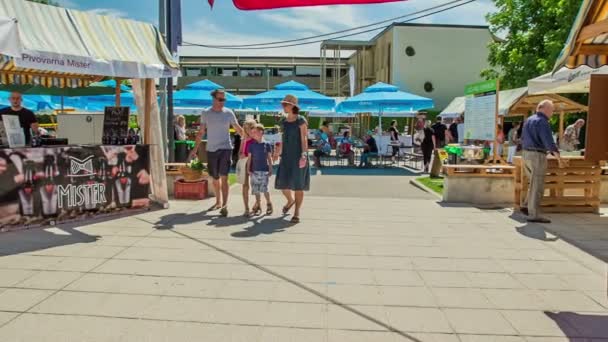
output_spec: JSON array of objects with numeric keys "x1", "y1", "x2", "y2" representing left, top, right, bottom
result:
[
  {"x1": 528, "y1": 66, "x2": 608, "y2": 94},
  {"x1": 439, "y1": 96, "x2": 465, "y2": 118}
]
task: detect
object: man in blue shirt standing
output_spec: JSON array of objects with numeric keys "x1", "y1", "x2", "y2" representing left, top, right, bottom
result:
[{"x1": 520, "y1": 100, "x2": 561, "y2": 223}]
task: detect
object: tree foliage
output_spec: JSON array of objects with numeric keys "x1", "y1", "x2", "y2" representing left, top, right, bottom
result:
[{"x1": 482, "y1": 0, "x2": 582, "y2": 89}]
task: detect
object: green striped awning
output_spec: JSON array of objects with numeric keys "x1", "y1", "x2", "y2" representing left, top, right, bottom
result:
[
  {"x1": 554, "y1": 0, "x2": 608, "y2": 71},
  {"x1": 0, "y1": 0, "x2": 179, "y2": 88}
]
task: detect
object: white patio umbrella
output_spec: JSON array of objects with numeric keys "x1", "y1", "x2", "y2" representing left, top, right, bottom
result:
[{"x1": 528, "y1": 66, "x2": 608, "y2": 94}]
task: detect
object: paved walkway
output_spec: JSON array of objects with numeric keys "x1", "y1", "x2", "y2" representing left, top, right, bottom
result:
[{"x1": 0, "y1": 172, "x2": 606, "y2": 341}]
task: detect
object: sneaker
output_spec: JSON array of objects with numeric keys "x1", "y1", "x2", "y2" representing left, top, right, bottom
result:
[{"x1": 527, "y1": 217, "x2": 551, "y2": 224}]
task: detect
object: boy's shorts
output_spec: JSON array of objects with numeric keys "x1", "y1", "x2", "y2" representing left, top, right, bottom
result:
[{"x1": 250, "y1": 171, "x2": 269, "y2": 194}]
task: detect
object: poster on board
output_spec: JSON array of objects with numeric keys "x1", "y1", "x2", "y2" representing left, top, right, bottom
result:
[
  {"x1": 464, "y1": 80, "x2": 498, "y2": 141},
  {"x1": 1, "y1": 115, "x2": 25, "y2": 147},
  {"x1": 103, "y1": 106, "x2": 130, "y2": 144}
]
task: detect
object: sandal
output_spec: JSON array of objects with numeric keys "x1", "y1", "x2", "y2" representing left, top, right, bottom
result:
[
  {"x1": 251, "y1": 204, "x2": 262, "y2": 216},
  {"x1": 266, "y1": 203, "x2": 273, "y2": 215},
  {"x1": 219, "y1": 206, "x2": 228, "y2": 217},
  {"x1": 282, "y1": 201, "x2": 295, "y2": 215},
  {"x1": 207, "y1": 203, "x2": 221, "y2": 212},
  {"x1": 243, "y1": 209, "x2": 251, "y2": 217},
  {"x1": 290, "y1": 216, "x2": 300, "y2": 224}
]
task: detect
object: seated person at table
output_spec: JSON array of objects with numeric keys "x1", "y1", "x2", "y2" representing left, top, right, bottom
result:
[
  {"x1": 359, "y1": 133, "x2": 379, "y2": 168},
  {"x1": 313, "y1": 130, "x2": 331, "y2": 168},
  {"x1": 338, "y1": 131, "x2": 355, "y2": 166}
]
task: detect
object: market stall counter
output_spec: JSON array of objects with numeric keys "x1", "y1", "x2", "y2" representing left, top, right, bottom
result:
[{"x1": 0, "y1": 144, "x2": 151, "y2": 231}]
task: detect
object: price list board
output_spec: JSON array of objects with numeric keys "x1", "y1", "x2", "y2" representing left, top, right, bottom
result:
[{"x1": 463, "y1": 80, "x2": 498, "y2": 141}]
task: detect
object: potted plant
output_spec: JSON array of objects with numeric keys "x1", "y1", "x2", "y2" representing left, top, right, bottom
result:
[{"x1": 180, "y1": 158, "x2": 207, "y2": 182}]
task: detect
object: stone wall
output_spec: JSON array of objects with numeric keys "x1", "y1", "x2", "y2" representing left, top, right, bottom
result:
[{"x1": 443, "y1": 176, "x2": 515, "y2": 207}]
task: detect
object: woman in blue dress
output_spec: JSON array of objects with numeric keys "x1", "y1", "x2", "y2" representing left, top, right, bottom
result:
[{"x1": 275, "y1": 95, "x2": 310, "y2": 224}]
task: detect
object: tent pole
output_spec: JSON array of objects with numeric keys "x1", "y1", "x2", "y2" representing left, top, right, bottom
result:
[
  {"x1": 115, "y1": 78, "x2": 121, "y2": 107},
  {"x1": 493, "y1": 79, "x2": 500, "y2": 163},
  {"x1": 144, "y1": 79, "x2": 152, "y2": 144},
  {"x1": 559, "y1": 111, "x2": 565, "y2": 141}
]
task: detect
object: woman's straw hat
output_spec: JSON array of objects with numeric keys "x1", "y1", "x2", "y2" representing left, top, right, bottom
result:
[{"x1": 280, "y1": 94, "x2": 299, "y2": 109}]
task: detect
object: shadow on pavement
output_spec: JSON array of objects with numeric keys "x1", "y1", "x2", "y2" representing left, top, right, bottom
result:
[
  {"x1": 0, "y1": 226, "x2": 99, "y2": 256},
  {"x1": 516, "y1": 224, "x2": 559, "y2": 242},
  {"x1": 317, "y1": 167, "x2": 420, "y2": 177},
  {"x1": 545, "y1": 311, "x2": 608, "y2": 340},
  {"x1": 152, "y1": 211, "x2": 218, "y2": 230},
  {"x1": 231, "y1": 216, "x2": 292, "y2": 238}
]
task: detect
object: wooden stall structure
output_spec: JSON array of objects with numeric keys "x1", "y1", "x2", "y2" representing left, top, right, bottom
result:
[
  {"x1": 553, "y1": 0, "x2": 608, "y2": 162},
  {"x1": 514, "y1": 156, "x2": 602, "y2": 213},
  {"x1": 0, "y1": 0, "x2": 179, "y2": 224}
]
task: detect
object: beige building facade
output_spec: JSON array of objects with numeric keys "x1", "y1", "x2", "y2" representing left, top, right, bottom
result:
[{"x1": 323, "y1": 23, "x2": 495, "y2": 110}]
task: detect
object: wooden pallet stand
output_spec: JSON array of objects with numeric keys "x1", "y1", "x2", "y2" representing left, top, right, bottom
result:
[{"x1": 514, "y1": 156, "x2": 602, "y2": 213}]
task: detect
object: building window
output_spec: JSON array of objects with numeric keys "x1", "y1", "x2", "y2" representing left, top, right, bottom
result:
[
  {"x1": 424, "y1": 81, "x2": 434, "y2": 93},
  {"x1": 217, "y1": 66, "x2": 238, "y2": 77},
  {"x1": 184, "y1": 67, "x2": 202, "y2": 77},
  {"x1": 239, "y1": 68, "x2": 263, "y2": 77},
  {"x1": 270, "y1": 67, "x2": 294, "y2": 77},
  {"x1": 295, "y1": 66, "x2": 321, "y2": 76},
  {"x1": 405, "y1": 46, "x2": 416, "y2": 57}
]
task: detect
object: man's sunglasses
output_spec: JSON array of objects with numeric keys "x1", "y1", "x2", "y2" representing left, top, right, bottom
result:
[{"x1": 215, "y1": 98, "x2": 226, "y2": 102}]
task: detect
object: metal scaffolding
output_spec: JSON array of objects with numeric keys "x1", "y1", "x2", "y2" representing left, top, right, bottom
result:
[{"x1": 320, "y1": 40, "x2": 373, "y2": 97}]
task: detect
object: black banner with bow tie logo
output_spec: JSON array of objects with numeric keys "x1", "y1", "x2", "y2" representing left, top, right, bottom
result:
[{"x1": 0, "y1": 144, "x2": 150, "y2": 231}]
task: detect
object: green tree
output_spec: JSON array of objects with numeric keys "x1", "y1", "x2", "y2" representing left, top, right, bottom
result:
[{"x1": 482, "y1": 0, "x2": 582, "y2": 89}]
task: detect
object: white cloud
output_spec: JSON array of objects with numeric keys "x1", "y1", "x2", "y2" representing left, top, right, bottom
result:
[
  {"x1": 258, "y1": 5, "x2": 360, "y2": 34},
  {"x1": 87, "y1": 8, "x2": 129, "y2": 18}
]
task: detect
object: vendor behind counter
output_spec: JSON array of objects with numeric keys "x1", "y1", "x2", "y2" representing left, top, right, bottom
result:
[{"x1": 0, "y1": 92, "x2": 38, "y2": 145}]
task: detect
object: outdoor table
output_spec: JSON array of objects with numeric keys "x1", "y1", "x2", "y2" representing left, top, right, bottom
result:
[{"x1": 0, "y1": 144, "x2": 151, "y2": 232}]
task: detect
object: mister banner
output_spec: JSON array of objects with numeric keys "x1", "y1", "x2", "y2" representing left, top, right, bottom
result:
[{"x1": 0, "y1": 145, "x2": 150, "y2": 229}]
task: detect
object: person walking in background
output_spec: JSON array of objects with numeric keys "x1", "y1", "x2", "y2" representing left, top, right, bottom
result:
[
  {"x1": 388, "y1": 120, "x2": 400, "y2": 159},
  {"x1": 507, "y1": 122, "x2": 521, "y2": 164},
  {"x1": 521, "y1": 100, "x2": 561, "y2": 224},
  {"x1": 457, "y1": 116, "x2": 465, "y2": 144},
  {"x1": 448, "y1": 117, "x2": 459, "y2": 144},
  {"x1": 560, "y1": 119, "x2": 585, "y2": 152},
  {"x1": 275, "y1": 95, "x2": 310, "y2": 224},
  {"x1": 421, "y1": 120, "x2": 436, "y2": 173},
  {"x1": 174, "y1": 115, "x2": 187, "y2": 141},
  {"x1": 431, "y1": 117, "x2": 447, "y2": 148},
  {"x1": 190, "y1": 89, "x2": 244, "y2": 217},
  {"x1": 246, "y1": 124, "x2": 274, "y2": 217},
  {"x1": 237, "y1": 119, "x2": 258, "y2": 217}
]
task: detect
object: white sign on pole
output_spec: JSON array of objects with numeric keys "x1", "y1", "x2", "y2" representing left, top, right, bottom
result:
[
  {"x1": 463, "y1": 80, "x2": 498, "y2": 141},
  {"x1": 1, "y1": 115, "x2": 25, "y2": 147},
  {"x1": 464, "y1": 96, "x2": 496, "y2": 141}
]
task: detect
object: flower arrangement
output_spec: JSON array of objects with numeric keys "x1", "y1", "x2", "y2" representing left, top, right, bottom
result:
[{"x1": 180, "y1": 158, "x2": 207, "y2": 182}]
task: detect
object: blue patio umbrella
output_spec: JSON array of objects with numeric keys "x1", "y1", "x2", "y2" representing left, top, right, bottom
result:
[
  {"x1": 336, "y1": 82, "x2": 434, "y2": 132},
  {"x1": 242, "y1": 80, "x2": 335, "y2": 111},
  {"x1": 173, "y1": 79, "x2": 242, "y2": 109},
  {"x1": 50, "y1": 79, "x2": 132, "y2": 111},
  {"x1": 0, "y1": 92, "x2": 56, "y2": 111}
]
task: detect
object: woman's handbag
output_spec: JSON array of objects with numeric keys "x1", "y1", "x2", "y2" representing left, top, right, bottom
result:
[{"x1": 235, "y1": 158, "x2": 248, "y2": 184}]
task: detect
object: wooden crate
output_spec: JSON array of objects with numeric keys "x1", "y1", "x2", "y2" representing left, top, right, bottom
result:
[
  {"x1": 443, "y1": 164, "x2": 515, "y2": 178},
  {"x1": 514, "y1": 156, "x2": 602, "y2": 213}
]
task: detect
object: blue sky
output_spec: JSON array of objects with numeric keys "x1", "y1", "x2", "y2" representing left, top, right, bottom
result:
[{"x1": 55, "y1": 0, "x2": 496, "y2": 57}]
